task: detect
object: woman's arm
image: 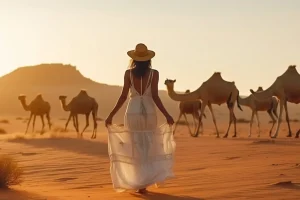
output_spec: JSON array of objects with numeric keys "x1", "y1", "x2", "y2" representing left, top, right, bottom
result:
[
  {"x1": 151, "y1": 70, "x2": 171, "y2": 118},
  {"x1": 107, "y1": 70, "x2": 130, "y2": 118}
]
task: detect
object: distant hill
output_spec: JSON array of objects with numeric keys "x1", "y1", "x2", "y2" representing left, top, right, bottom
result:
[
  {"x1": 0, "y1": 64, "x2": 180, "y2": 123},
  {"x1": 0, "y1": 63, "x2": 298, "y2": 126}
]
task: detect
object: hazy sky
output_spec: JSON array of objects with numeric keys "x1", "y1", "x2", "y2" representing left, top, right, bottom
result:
[{"x1": 1, "y1": 0, "x2": 299, "y2": 95}]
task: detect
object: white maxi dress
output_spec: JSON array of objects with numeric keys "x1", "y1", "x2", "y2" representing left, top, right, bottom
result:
[{"x1": 107, "y1": 69, "x2": 176, "y2": 192}]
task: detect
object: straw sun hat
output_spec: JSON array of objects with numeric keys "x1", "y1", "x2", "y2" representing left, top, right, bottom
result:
[{"x1": 127, "y1": 43, "x2": 155, "y2": 61}]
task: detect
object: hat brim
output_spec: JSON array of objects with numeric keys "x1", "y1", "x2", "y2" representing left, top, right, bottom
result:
[{"x1": 127, "y1": 50, "x2": 155, "y2": 61}]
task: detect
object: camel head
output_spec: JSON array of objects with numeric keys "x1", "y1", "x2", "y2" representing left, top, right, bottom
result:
[
  {"x1": 18, "y1": 95, "x2": 26, "y2": 101},
  {"x1": 164, "y1": 79, "x2": 176, "y2": 91},
  {"x1": 59, "y1": 95, "x2": 67, "y2": 101},
  {"x1": 249, "y1": 89, "x2": 255, "y2": 94}
]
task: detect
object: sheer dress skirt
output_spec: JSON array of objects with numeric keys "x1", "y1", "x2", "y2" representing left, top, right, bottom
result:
[{"x1": 107, "y1": 96, "x2": 176, "y2": 191}]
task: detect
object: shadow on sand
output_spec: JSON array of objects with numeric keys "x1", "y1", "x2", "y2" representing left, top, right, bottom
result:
[
  {"x1": 130, "y1": 191, "x2": 203, "y2": 200},
  {"x1": 0, "y1": 188, "x2": 51, "y2": 200},
  {"x1": 8, "y1": 136, "x2": 108, "y2": 156}
]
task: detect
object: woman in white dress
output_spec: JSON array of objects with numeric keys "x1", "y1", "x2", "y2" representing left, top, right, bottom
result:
[{"x1": 105, "y1": 43, "x2": 176, "y2": 194}]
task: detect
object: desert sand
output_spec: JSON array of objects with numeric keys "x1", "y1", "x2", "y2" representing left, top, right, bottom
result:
[
  {"x1": 0, "y1": 64, "x2": 300, "y2": 199},
  {"x1": 0, "y1": 116, "x2": 300, "y2": 200}
]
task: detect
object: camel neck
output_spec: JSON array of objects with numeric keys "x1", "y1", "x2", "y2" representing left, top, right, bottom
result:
[
  {"x1": 60, "y1": 99, "x2": 71, "y2": 111},
  {"x1": 20, "y1": 100, "x2": 30, "y2": 111}
]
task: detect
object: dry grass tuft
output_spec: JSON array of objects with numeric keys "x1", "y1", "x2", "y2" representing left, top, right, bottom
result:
[{"x1": 0, "y1": 155, "x2": 23, "y2": 188}]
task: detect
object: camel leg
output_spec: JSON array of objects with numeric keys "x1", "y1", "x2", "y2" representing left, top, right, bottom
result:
[
  {"x1": 283, "y1": 101, "x2": 292, "y2": 137},
  {"x1": 248, "y1": 110, "x2": 255, "y2": 137},
  {"x1": 32, "y1": 115, "x2": 36, "y2": 133},
  {"x1": 65, "y1": 113, "x2": 72, "y2": 131},
  {"x1": 173, "y1": 112, "x2": 183, "y2": 135},
  {"x1": 25, "y1": 113, "x2": 33, "y2": 134},
  {"x1": 183, "y1": 114, "x2": 193, "y2": 136},
  {"x1": 296, "y1": 129, "x2": 300, "y2": 138},
  {"x1": 195, "y1": 111, "x2": 203, "y2": 134},
  {"x1": 73, "y1": 115, "x2": 79, "y2": 134},
  {"x1": 40, "y1": 115, "x2": 45, "y2": 134},
  {"x1": 224, "y1": 108, "x2": 234, "y2": 138},
  {"x1": 194, "y1": 102, "x2": 207, "y2": 137},
  {"x1": 91, "y1": 111, "x2": 97, "y2": 139},
  {"x1": 46, "y1": 113, "x2": 51, "y2": 130},
  {"x1": 271, "y1": 100, "x2": 284, "y2": 138},
  {"x1": 232, "y1": 109, "x2": 237, "y2": 137},
  {"x1": 206, "y1": 103, "x2": 220, "y2": 138},
  {"x1": 255, "y1": 111, "x2": 261, "y2": 137},
  {"x1": 80, "y1": 113, "x2": 90, "y2": 137},
  {"x1": 267, "y1": 109, "x2": 276, "y2": 137}
]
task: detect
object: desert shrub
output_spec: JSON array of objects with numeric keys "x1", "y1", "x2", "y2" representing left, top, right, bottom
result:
[
  {"x1": 0, "y1": 128, "x2": 6, "y2": 134},
  {"x1": 0, "y1": 155, "x2": 23, "y2": 188},
  {"x1": 0, "y1": 119, "x2": 9, "y2": 124},
  {"x1": 236, "y1": 118, "x2": 250, "y2": 123},
  {"x1": 16, "y1": 117, "x2": 23, "y2": 120}
]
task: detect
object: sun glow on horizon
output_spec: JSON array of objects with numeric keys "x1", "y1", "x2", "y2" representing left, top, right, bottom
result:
[{"x1": 1, "y1": 0, "x2": 300, "y2": 95}]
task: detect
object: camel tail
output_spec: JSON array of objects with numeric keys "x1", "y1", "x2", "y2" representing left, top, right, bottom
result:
[
  {"x1": 227, "y1": 91, "x2": 242, "y2": 111},
  {"x1": 198, "y1": 101, "x2": 206, "y2": 118},
  {"x1": 93, "y1": 103, "x2": 98, "y2": 119},
  {"x1": 236, "y1": 91, "x2": 243, "y2": 111},
  {"x1": 272, "y1": 99, "x2": 279, "y2": 118}
]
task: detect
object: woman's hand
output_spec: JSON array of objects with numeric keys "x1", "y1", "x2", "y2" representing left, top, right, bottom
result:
[
  {"x1": 105, "y1": 115, "x2": 113, "y2": 127},
  {"x1": 165, "y1": 114, "x2": 174, "y2": 125}
]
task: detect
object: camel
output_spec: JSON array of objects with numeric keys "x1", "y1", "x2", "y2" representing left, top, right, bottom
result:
[
  {"x1": 18, "y1": 94, "x2": 51, "y2": 133},
  {"x1": 165, "y1": 72, "x2": 243, "y2": 138},
  {"x1": 250, "y1": 65, "x2": 300, "y2": 138},
  {"x1": 59, "y1": 90, "x2": 98, "y2": 139},
  {"x1": 238, "y1": 86, "x2": 279, "y2": 137},
  {"x1": 173, "y1": 89, "x2": 207, "y2": 136}
]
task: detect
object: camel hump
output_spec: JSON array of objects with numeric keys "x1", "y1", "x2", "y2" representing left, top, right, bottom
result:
[
  {"x1": 288, "y1": 65, "x2": 296, "y2": 68},
  {"x1": 34, "y1": 94, "x2": 43, "y2": 101},
  {"x1": 78, "y1": 89, "x2": 88, "y2": 96},
  {"x1": 285, "y1": 65, "x2": 298, "y2": 74},
  {"x1": 208, "y1": 72, "x2": 223, "y2": 81},
  {"x1": 257, "y1": 86, "x2": 263, "y2": 91},
  {"x1": 185, "y1": 89, "x2": 190, "y2": 93}
]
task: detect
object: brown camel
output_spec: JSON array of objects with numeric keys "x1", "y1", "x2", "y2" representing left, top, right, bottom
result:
[
  {"x1": 250, "y1": 65, "x2": 300, "y2": 138},
  {"x1": 173, "y1": 89, "x2": 207, "y2": 136},
  {"x1": 59, "y1": 90, "x2": 98, "y2": 139},
  {"x1": 165, "y1": 72, "x2": 243, "y2": 138},
  {"x1": 239, "y1": 86, "x2": 279, "y2": 137},
  {"x1": 18, "y1": 94, "x2": 51, "y2": 134}
]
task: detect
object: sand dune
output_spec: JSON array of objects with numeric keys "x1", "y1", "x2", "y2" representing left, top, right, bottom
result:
[
  {"x1": 0, "y1": 65, "x2": 299, "y2": 199},
  {"x1": 1, "y1": 117, "x2": 300, "y2": 200}
]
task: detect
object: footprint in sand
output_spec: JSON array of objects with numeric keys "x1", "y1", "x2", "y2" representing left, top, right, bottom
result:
[
  {"x1": 251, "y1": 140, "x2": 275, "y2": 144},
  {"x1": 224, "y1": 156, "x2": 240, "y2": 160},
  {"x1": 55, "y1": 177, "x2": 78, "y2": 182},
  {"x1": 19, "y1": 152, "x2": 38, "y2": 156},
  {"x1": 190, "y1": 167, "x2": 206, "y2": 171}
]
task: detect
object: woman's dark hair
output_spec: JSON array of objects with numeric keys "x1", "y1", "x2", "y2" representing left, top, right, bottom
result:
[{"x1": 129, "y1": 59, "x2": 152, "y2": 78}]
